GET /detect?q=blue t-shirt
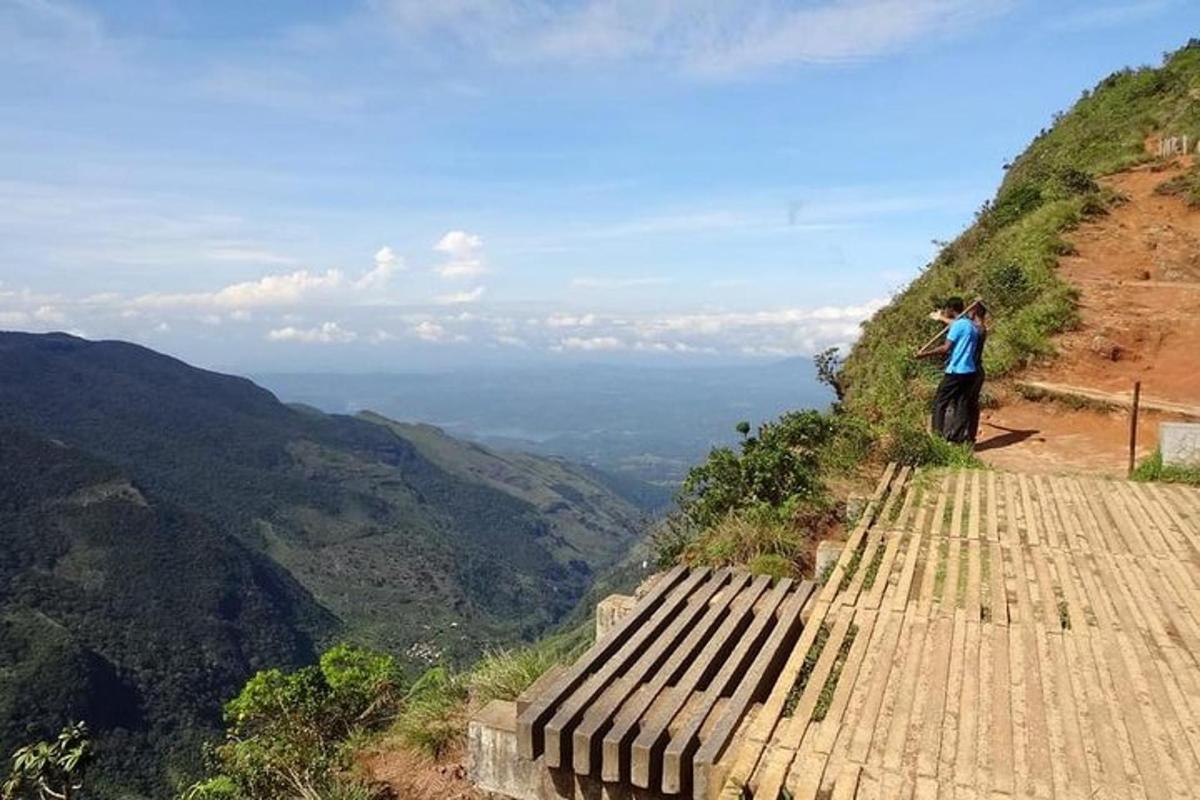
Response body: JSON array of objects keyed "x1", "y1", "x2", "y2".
[{"x1": 944, "y1": 317, "x2": 980, "y2": 374}]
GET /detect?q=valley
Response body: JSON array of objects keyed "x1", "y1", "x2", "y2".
[{"x1": 0, "y1": 332, "x2": 663, "y2": 794}]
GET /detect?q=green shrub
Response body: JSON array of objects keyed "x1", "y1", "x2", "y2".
[
  {"x1": 883, "y1": 426, "x2": 980, "y2": 468},
  {"x1": 981, "y1": 261, "x2": 1033, "y2": 310},
  {"x1": 179, "y1": 776, "x2": 240, "y2": 800},
  {"x1": 1131, "y1": 450, "x2": 1200, "y2": 486},
  {"x1": 1154, "y1": 165, "x2": 1200, "y2": 206},
  {"x1": 180, "y1": 644, "x2": 402, "y2": 800},
  {"x1": 3, "y1": 722, "x2": 91, "y2": 800},
  {"x1": 678, "y1": 411, "x2": 835, "y2": 532}
]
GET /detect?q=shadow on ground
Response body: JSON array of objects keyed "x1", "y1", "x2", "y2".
[{"x1": 976, "y1": 424, "x2": 1040, "y2": 452}]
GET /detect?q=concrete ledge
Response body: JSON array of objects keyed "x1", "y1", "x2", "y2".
[
  {"x1": 468, "y1": 698, "x2": 675, "y2": 799},
  {"x1": 595, "y1": 593, "x2": 636, "y2": 639},
  {"x1": 468, "y1": 700, "x2": 541, "y2": 800},
  {"x1": 1162, "y1": 422, "x2": 1200, "y2": 467}
]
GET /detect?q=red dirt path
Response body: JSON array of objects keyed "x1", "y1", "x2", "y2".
[{"x1": 978, "y1": 158, "x2": 1200, "y2": 475}]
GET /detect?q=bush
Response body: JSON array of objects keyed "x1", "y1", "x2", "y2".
[
  {"x1": 1154, "y1": 165, "x2": 1200, "y2": 206},
  {"x1": 1131, "y1": 450, "x2": 1200, "y2": 485},
  {"x1": 180, "y1": 644, "x2": 402, "y2": 800},
  {"x1": 179, "y1": 776, "x2": 240, "y2": 800},
  {"x1": 678, "y1": 411, "x2": 834, "y2": 532},
  {"x1": 3, "y1": 722, "x2": 91, "y2": 800},
  {"x1": 746, "y1": 553, "x2": 795, "y2": 580}
]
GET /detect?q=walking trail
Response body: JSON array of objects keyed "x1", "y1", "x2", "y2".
[{"x1": 978, "y1": 159, "x2": 1200, "y2": 475}]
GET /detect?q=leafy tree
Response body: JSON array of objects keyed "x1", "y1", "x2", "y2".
[
  {"x1": 813, "y1": 347, "x2": 846, "y2": 403},
  {"x1": 181, "y1": 644, "x2": 401, "y2": 800},
  {"x1": 2, "y1": 722, "x2": 90, "y2": 800}
]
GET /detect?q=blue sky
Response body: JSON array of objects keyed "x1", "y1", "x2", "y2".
[{"x1": 1, "y1": 0, "x2": 1197, "y2": 371}]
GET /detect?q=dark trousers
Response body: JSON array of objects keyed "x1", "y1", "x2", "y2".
[
  {"x1": 966, "y1": 369, "x2": 985, "y2": 443},
  {"x1": 932, "y1": 372, "x2": 977, "y2": 443}
]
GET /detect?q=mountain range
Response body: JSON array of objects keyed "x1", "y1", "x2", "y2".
[{"x1": 0, "y1": 331, "x2": 663, "y2": 795}]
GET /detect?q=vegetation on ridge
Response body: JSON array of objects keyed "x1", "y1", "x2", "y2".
[
  {"x1": 177, "y1": 631, "x2": 590, "y2": 800},
  {"x1": 654, "y1": 41, "x2": 1200, "y2": 578},
  {"x1": 841, "y1": 40, "x2": 1200, "y2": 448}
]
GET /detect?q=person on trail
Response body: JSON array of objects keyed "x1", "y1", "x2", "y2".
[
  {"x1": 965, "y1": 302, "x2": 989, "y2": 444},
  {"x1": 917, "y1": 297, "x2": 981, "y2": 443}
]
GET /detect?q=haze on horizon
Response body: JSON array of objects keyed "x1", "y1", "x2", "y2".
[{"x1": 2, "y1": 0, "x2": 1198, "y2": 372}]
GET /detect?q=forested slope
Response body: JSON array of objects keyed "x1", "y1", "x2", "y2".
[{"x1": 0, "y1": 332, "x2": 653, "y2": 796}]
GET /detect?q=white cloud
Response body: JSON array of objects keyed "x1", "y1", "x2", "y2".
[
  {"x1": 266, "y1": 321, "x2": 358, "y2": 343},
  {"x1": 356, "y1": 246, "x2": 404, "y2": 290},
  {"x1": 132, "y1": 248, "x2": 404, "y2": 312},
  {"x1": 33, "y1": 305, "x2": 65, "y2": 323},
  {"x1": 373, "y1": 0, "x2": 1009, "y2": 76},
  {"x1": 135, "y1": 268, "x2": 345, "y2": 310},
  {"x1": 435, "y1": 286, "x2": 486, "y2": 305},
  {"x1": 545, "y1": 312, "x2": 597, "y2": 328},
  {"x1": 0, "y1": 310, "x2": 30, "y2": 326},
  {"x1": 411, "y1": 320, "x2": 447, "y2": 342},
  {"x1": 367, "y1": 329, "x2": 397, "y2": 343},
  {"x1": 557, "y1": 335, "x2": 624, "y2": 351},
  {"x1": 204, "y1": 246, "x2": 297, "y2": 265},
  {"x1": 634, "y1": 339, "x2": 716, "y2": 354},
  {"x1": 433, "y1": 230, "x2": 487, "y2": 278}
]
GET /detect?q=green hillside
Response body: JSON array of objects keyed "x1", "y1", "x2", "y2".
[
  {"x1": 0, "y1": 332, "x2": 656, "y2": 796},
  {"x1": 651, "y1": 40, "x2": 1200, "y2": 586},
  {"x1": 841, "y1": 39, "x2": 1200, "y2": 451},
  {"x1": 0, "y1": 429, "x2": 333, "y2": 797}
]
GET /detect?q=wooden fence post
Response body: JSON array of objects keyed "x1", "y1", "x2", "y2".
[{"x1": 1128, "y1": 381, "x2": 1142, "y2": 476}]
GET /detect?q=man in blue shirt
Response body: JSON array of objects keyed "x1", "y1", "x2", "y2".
[{"x1": 917, "y1": 297, "x2": 982, "y2": 442}]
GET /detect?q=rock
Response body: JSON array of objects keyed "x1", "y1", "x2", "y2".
[
  {"x1": 844, "y1": 494, "x2": 868, "y2": 524},
  {"x1": 595, "y1": 594, "x2": 636, "y2": 639},
  {"x1": 1089, "y1": 334, "x2": 1123, "y2": 362},
  {"x1": 816, "y1": 539, "x2": 844, "y2": 580},
  {"x1": 1162, "y1": 422, "x2": 1200, "y2": 467}
]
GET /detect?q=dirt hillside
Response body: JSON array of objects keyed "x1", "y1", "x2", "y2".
[{"x1": 979, "y1": 157, "x2": 1200, "y2": 475}]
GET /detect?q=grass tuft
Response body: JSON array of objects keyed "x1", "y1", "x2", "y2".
[
  {"x1": 812, "y1": 624, "x2": 859, "y2": 723},
  {"x1": 1131, "y1": 449, "x2": 1200, "y2": 486},
  {"x1": 783, "y1": 623, "x2": 830, "y2": 717}
]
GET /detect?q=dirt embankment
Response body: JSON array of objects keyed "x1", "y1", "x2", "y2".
[{"x1": 978, "y1": 158, "x2": 1200, "y2": 475}]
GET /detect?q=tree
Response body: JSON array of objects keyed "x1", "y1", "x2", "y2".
[
  {"x1": 179, "y1": 644, "x2": 400, "y2": 800},
  {"x1": 2, "y1": 722, "x2": 91, "y2": 800},
  {"x1": 813, "y1": 347, "x2": 846, "y2": 403}
]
